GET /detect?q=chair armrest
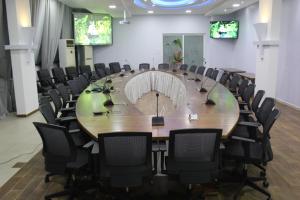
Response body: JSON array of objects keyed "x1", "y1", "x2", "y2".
[
  {"x1": 56, "y1": 116, "x2": 77, "y2": 123},
  {"x1": 231, "y1": 136, "x2": 256, "y2": 143},
  {"x1": 240, "y1": 110, "x2": 252, "y2": 115},
  {"x1": 66, "y1": 100, "x2": 77, "y2": 104},
  {"x1": 61, "y1": 107, "x2": 75, "y2": 112},
  {"x1": 238, "y1": 121, "x2": 261, "y2": 128},
  {"x1": 68, "y1": 129, "x2": 81, "y2": 134}
]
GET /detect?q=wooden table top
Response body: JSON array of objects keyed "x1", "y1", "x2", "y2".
[
  {"x1": 220, "y1": 68, "x2": 246, "y2": 74},
  {"x1": 76, "y1": 70, "x2": 240, "y2": 140},
  {"x1": 237, "y1": 72, "x2": 256, "y2": 81}
]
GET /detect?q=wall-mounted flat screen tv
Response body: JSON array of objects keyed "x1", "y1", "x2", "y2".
[
  {"x1": 210, "y1": 20, "x2": 239, "y2": 39},
  {"x1": 73, "y1": 13, "x2": 112, "y2": 45}
]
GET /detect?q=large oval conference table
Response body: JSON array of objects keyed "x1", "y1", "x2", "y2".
[{"x1": 76, "y1": 70, "x2": 240, "y2": 141}]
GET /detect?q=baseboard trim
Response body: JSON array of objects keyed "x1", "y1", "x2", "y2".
[
  {"x1": 17, "y1": 109, "x2": 39, "y2": 117},
  {"x1": 276, "y1": 98, "x2": 300, "y2": 111}
]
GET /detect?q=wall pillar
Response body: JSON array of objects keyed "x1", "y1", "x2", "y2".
[
  {"x1": 5, "y1": 0, "x2": 39, "y2": 116},
  {"x1": 255, "y1": 0, "x2": 282, "y2": 98}
]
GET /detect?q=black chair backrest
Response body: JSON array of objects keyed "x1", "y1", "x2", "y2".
[
  {"x1": 241, "y1": 84, "x2": 255, "y2": 108},
  {"x1": 251, "y1": 90, "x2": 265, "y2": 113},
  {"x1": 33, "y1": 122, "x2": 76, "y2": 174},
  {"x1": 189, "y1": 65, "x2": 197, "y2": 73},
  {"x1": 229, "y1": 74, "x2": 240, "y2": 92},
  {"x1": 104, "y1": 67, "x2": 111, "y2": 76},
  {"x1": 109, "y1": 62, "x2": 121, "y2": 74},
  {"x1": 196, "y1": 66, "x2": 206, "y2": 75},
  {"x1": 98, "y1": 132, "x2": 152, "y2": 187},
  {"x1": 48, "y1": 89, "x2": 63, "y2": 117},
  {"x1": 238, "y1": 79, "x2": 249, "y2": 96},
  {"x1": 139, "y1": 63, "x2": 150, "y2": 70},
  {"x1": 37, "y1": 69, "x2": 53, "y2": 87},
  {"x1": 80, "y1": 65, "x2": 92, "y2": 77},
  {"x1": 52, "y1": 68, "x2": 67, "y2": 84},
  {"x1": 256, "y1": 97, "x2": 275, "y2": 125},
  {"x1": 78, "y1": 74, "x2": 89, "y2": 89},
  {"x1": 56, "y1": 84, "x2": 71, "y2": 107},
  {"x1": 180, "y1": 64, "x2": 188, "y2": 71},
  {"x1": 39, "y1": 99, "x2": 57, "y2": 125},
  {"x1": 168, "y1": 129, "x2": 222, "y2": 184},
  {"x1": 205, "y1": 68, "x2": 213, "y2": 78},
  {"x1": 67, "y1": 79, "x2": 82, "y2": 96},
  {"x1": 263, "y1": 108, "x2": 280, "y2": 139},
  {"x1": 219, "y1": 73, "x2": 229, "y2": 85},
  {"x1": 65, "y1": 67, "x2": 78, "y2": 80},
  {"x1": 158, "y1": 63, "x2": 169, "y2": 70},
  {"x1": 94, "y1": 63, "x2": 106, "y2": 72},
  {"x1": 95, "y1": 67, "x2": 106, "y2": 78},
  {"x1": 211, "y1": 69, "x2": 219, "y2": 80},
  {"x1": 123, "y1": 64, "x2": 131, "y2": 71}
]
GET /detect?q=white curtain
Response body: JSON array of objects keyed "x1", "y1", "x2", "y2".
[
  {"x1": 41, "y1": 0, "x2": 65, "y2": 69},
  {"x1": 30, "y1": 0, "x2": 46, "y2": 63},
  {"x1": 61, "y1": 6, "x2": 73, "y2": 39}
]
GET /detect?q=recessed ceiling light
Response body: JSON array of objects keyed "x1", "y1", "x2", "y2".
[
  {"x1": 232, "y1": 3, "x2": 240, "y2": 7},
  {"x1": 148, "y1": 10, "x2": 154, "y2": 14},
  {"x1": 108, "y1": 5, "x2": 116, "y2": 9},
  {"x1": 186, "y1": 10, "x2": 192, "y2": 13},
  {"x1": 224, "y1": 9, "x2": 227, "y2": 12}
]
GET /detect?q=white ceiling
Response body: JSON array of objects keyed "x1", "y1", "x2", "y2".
[{"x1": 59, "y1": 0, "x2": 258, "y2": 17}]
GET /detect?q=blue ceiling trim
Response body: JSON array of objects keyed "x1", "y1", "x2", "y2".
[{"x1": 134, "y1": 0, "x2": 215, "y2": 10}]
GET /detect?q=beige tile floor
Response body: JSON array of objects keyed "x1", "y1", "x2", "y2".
[{"x1": 0, "y1": 111, "x2": 44, "y2": 187}]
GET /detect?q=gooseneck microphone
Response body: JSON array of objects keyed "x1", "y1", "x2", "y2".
[
  {"x1": 205, "y1": 82, "x2": 218, "y2": 106},
  {"x1": 199, "y1": 77, "x2": 208, "y2": 93},
  {"x1": 152, "y1": 93, "x2": 165, "y2": 126}
]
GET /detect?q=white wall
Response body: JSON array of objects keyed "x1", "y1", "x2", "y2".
[
  {"x1": 93, "y1": 15, "x2": 236, "y2": 69},
  {"x1": 276, "y1": 0, "x2": 300, "y2": 108}
]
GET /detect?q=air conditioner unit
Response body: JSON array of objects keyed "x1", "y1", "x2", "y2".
[{"x1": 59, "y1": 39, "x2": 76, "y2": 70}]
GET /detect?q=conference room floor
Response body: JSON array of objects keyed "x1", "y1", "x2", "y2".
[{"x1": 0, "y1": 93, "x2": 299, "y2": 199}]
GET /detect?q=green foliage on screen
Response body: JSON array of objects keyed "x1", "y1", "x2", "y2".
[
  {"x1": 74, "y1": 13, "x2": 112, "y2": 45},
  {"x1": 210, "y1": 21, "x2": 239, "y2": 39}
]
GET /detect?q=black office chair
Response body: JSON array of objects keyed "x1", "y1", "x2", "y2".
[
  {"x1": 180, "y1": 64, "x2": 188, "y2": 71},
  {"x1": 52, "y1": 68, "x2": 68, "y2": 85},
  {"x1": 240, "y1": 90, "x2": 265, "y2": 116},
  {"x1": 211, "y1": 69, "x2": 219, "y2": 80},
  {"x1": 196, "y1": 66, "x2": 206, "y2": 75},
  {"x1": 235, "y1": 79, "x2": 249, "y2": 99},
  {"x1": 78, "y1": 74, "x2": 89, "y2": 89},
  {"x1": 219, "y1": 73, "x2": 229, "y2": 86},
  {"x1": 94, "y1": 63, "x2": 106, "y2": 71},
  {"x1": 165, "y1": 129, "x2": 222, "y2": 197},
  {"x1": 56, "y1": 84, "x2": 77, "y2": 108},
  {"x1": 205, "y1": 68, "x2": 213, "y2": 78},
  {"x1": 33, "y1": 122, "x2": 89, "y2": 200},
  {"x1": 98, "y1": 132, "x2": 153, "y2": 194},
  {"x1": 228, "y1": 74, "x2": 241, "y2": 94},
  {"x1": 48, "y1": 89, "x2": 75, "y2": 117},
  {"x1": 224, "y1": 109, "x2": 280, "y2": 200},
  {"x1": 67, "y1": 79, "x2": 83, "y2": 98},
  {"x1": 123, "y1": 64, "x2": 131, "y2": 71},
  {"x1": 109, "y1": 62, "x2": 122, "y2": 74},
  {"x1": 37, "y1": 69, "x2": 55, "y2": 93},
  {"x1": 65, "y1": 67, "x2": 78, "y2": 80},
  {"x1": 139, "y1": 63, "x2": 150, "y2": 70},
  {"x1": 80, "y1": 65, "x2": 92, "y2": 78},
  {"x1": 238, "y1": 83, "x2": 255, "y2": 110},
  {"x1": 189, "y1": 65, "x2": 198, "y2": 73},
  {"x1": 158, "y1": 63, "x2": 169, "y2": 70}
]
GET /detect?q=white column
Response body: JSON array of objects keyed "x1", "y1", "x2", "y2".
[
  {"x1": 255, "y1": 0, "x2": 282, "y2": 98},
  {"x1": 5, "y1": 0, "x2": 39, "y2": 116}
]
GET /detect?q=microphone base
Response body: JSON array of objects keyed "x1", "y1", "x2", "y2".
[
  {"x1": 152, "y1": 116, "x2": 165, "y2": 126},
  {"x1": 119, "y1": 73, "x2": 124, "y2": 77},
  {"x1": 205, "y1": 99, "x2": 216, "y2": 106},
  {"x1": 103, "y1": 100, "x2": 114, "y2": 107},
  {"x1": 195, "y1": 78, "x2": 201, "y2": 82},
  {"x1": 130, "y1": 70, "x2": 135, "y2": 73},
  {"x1": 200, "y1": 88, "x2": 208, "y2": 93},
  {"x1": 106, "y1": 79, "x2": 112, "y2": 84},
  {"x1": 183, "y1": 72, "x2": 188, "y2": 76},
  {"x1": 172, "y1": 69, "x2": 177, "y2": 73}
]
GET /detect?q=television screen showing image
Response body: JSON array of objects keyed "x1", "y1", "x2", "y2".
[
  {"x1": 74, "y1": 13, "x2": 112, "y2": 45},
  {"x1": 210, "y1": 21, "x2": 239, "y2": 39}
]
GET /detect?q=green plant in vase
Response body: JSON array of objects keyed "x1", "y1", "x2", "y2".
[{"x1": 172, "y1": 39, "x2": 183, "y2": 66}]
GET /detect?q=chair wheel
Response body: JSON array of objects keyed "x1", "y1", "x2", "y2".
[
  {"x1": 263, "y1": 181, "x2": 269, "y2": 188},
  {"x1": 260, "y1": 171, "x2": 266, "y2": 177}
]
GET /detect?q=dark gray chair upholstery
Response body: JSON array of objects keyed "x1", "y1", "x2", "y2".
[
  {"x1": 189, "y1": 65, "x2": 198, "y2": 73},
  {"x1": 228, "y1": 74, "x2": 241, "y2": 94},
  {"x1": 56, "y1": 84, "x2": 76, "y2": 108},
  {"x1": 205, "y1": 68, "x2": 213, "y2": 78},
  {"x1": 211, "y1": 69, "x2": 219, "y2": 80},
  {"x1": 123, "y1": 64, "x2": 131, "y2": 71},
  {"x1": 104, "y1": 67, "x2": 111, "y2": 76},
  {"x1": 37, "y1": 69, "x2": 55, "y2": 93},
  {"x1": 166, "y1": 129, "x2": 222, "y2": 185},
  {"x1": 98, "y1": 132, "x2": 153, "y2": 188},
  {"x1": 109, "y1": 62, "x2": 122, "y2": 74},
  {"x1": 80, "y1": 65, "x2": 92, "y2": 78},
  {"x1": 196, "y1": 66, "x2": 206, "y2": 75},
  {"x1": 235, "y1": 79, "x2": 249, "y2": 98},
  {"x1": 179, "y1": 64, "x2": 188, "y2": 71},
  {"x1": 33, "y1": 122, "x2": 89, "y2": 200},
  {"x1": 219, "y1": 73, "x2": 229, "y2": 85},
  {"x1": 158, "y1": 63, "x2": 169, "y2": 70},
  {"x1": 52, "y1": 68, "x2": 67, "y2": 85},
  {"x1": 94, "y1": 63, "x2": 106, "y2": 78},
  {"x1": 139, "y1": 63, "x2": 150, "y2": 70},
  {"x1": 67, "y1": 79, "x2": 82, "y2": 97},
  {"x1": 65, "y1": 67, "x2": 78, "y2": 80}
]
